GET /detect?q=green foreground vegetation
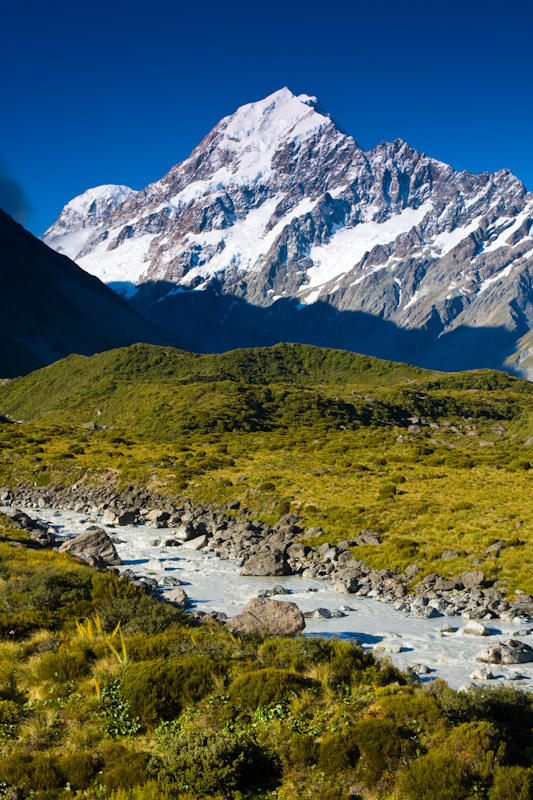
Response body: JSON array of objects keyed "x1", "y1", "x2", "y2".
[
  {"x1": 3, "y1": 342, "x2": 533, "y2": 798},
  {"x1": 2, "y1": 515, "x2": 533, "y2": 800}
]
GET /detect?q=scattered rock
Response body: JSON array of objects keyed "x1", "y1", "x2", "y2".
[
  {"x1": 469, "y1": 666, "x2": 495, "y2": 680},
  {"x1": 461, "y1": 570, "x2": 485, "y2": 589},
  {"x1": 476, "y1": 639, "x2": 533, "y2": 665},
  {"x1": 181, "y1": 534, "x2": 209, "y2": 550},
  {"x1": 462, "y1": 620, "x2": 492, "y2": 637},
  {"x1": 226, "y1": 597, "x2": 305, "y2": 636},
  {"x1": 373, "y1": 638, "x2": 402, "y2": 654},
  {"x1": 408, "y1": 663, "x2": 431, "y2": 675},
  {"x1": 240, "y1": 550, "x2": 290, "y2": 576},
  {"x1": 441, "y1": 550, "x2": 460, "y2": 560},
  {"x1": 355, "y1": 528, "x2": 381, "y2": 546},
  {"x1": 166, "y1": 587, "x2": 191, "y2": 608}
]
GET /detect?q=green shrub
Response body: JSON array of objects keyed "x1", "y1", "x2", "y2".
[
  {"x1": 58, "y1": 751, "x2": 100, "y2": 790},
  {"x1": 378, "y1": 482, "x2": 397, "y2": 499},
  {"x1": 99, "y1": 743, "x2": 150, "y2": 789},
  {"x1": 6, "y1": 564, "x2": 92, "y2": 612},
  {"x1": 259, "y1": 636, "x2": 333, "y2": 671},
  {"x1": 398, "y1": 751, "x2": 468, "y2": 800},
  {"x1": 0, "y1": 698, "x2": 23, "y2": 735},
  {"x1": 121, "y1": 656, "x2": 219, "y2": 728},
  {"x1": 1, "y1": 752, "x2": 62, "y2": 791},
  {"x1": 289, "y1": 733, "x2": 319, "y2": 767},
  {"x1": 379, "y1": 693, "x2": 440, "y2": 729},
  {"x1": 447, "y1": 721, "x2": 505, "y2": 780},
  {"x1": 353, "y1": 717, "x2": 408, "y2": 785},
  {"x1": 153, "y1": 727, "x2": 276, "y2": 795},
  {"x1": 327, "y1": 641, "x2": 375, "y2": 687},
  {"x1": 228, "y1": 667, "x2": 305, "y2": 711},
  {"x1": 0, "y1": 609, "x2": 61, "y2": 638},
  {"x1": 317, "y1": 731, "x2": 359, "y2": 776},
  {"x1": 488, "y1": 766, "x2": 533, "y2": 800},
  {"x1": 37, "y1": 646, "x2": 91, "y2": 683},
  {"x1": 126, "y1": 629, "x2": 187, "y2": 661},
  {"x1": 437, "y1": 685, "x2": 533, "y2": 751}
]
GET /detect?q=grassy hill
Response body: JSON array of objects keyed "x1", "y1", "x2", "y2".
[{"x1": 2, "y1": 342, "x2": 533, "y2": 592}]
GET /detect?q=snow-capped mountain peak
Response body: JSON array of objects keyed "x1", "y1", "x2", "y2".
[
  {"x1": 219, "y1": 87, "x2": 334, "y2": 148},
  {"x1": 44, "y1": 184, "x2": 136, "y2": 260},
  {"x1": 41, "y1": 89, "x2": 533, "y2": 377}
]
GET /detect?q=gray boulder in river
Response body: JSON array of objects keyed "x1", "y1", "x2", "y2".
[
  {"x1": 58, "y1": 528, "x2": 122, "y2": 567},
  {"x1": 227, "y1": 597, "x2": 305, "y2": 637}
]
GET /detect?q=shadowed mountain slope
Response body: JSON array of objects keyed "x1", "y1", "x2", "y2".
[{"x1": 0, "y1": 211, "x2": 189, "y2": 377}]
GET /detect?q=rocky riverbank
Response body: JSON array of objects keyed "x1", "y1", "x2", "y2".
[{"x1": 3, "y1": 481, "x2": 533, "y2": 628}]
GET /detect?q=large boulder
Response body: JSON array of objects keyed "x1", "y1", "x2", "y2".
[
  {"x1": 226, "y1": 597, "x2": 305, "y2": 636},
  {"x1": 240, "y1": 550, "x2": 290, "y2": 576},
  {"x1": 58, "y1": 528, "x2": 122, "y2": 567},
  {"x1": 166, "y1": 587, "x2": 191, "y2": 608},
  {"x1": 463, "y1": 620, "x2": 492, "y2": 636},
  {"x1": 461, "y1": 570, "x2": 485, "y2": 589},
  {"x1": 355, "y1": 529, "x2": 381, "y2": 546},
  {"x1": 476, "y1": 639, "x2": 533, "y2": 664}
]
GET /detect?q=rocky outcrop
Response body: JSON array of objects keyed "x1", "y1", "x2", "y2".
[{"x1": 226, "y1": 597, "x2": 305, "y2": 637}]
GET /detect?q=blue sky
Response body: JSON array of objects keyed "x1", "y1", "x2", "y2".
[{"x1": 2, "y1": 0, "x2": 532, "y2": 236}]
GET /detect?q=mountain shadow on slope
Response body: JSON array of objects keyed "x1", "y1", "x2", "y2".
[
  {"x1": 0, "y1": 212, "x2": 190, "y2": 378},
  {"x1": 128, "y1": 281, "x2": 525, "y2": 375}
]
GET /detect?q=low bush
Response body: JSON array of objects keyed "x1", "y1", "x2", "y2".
[
  {"x1": 36, "y1": 646, "x2": 92, "y2": 683},
  {"x1": 58, "y1": 751, "x2": 100, "y2": 791},
  {"x1": 379, "y1": 693, "x2": 441, "y2": 729},
  {"x1": 352, "y1": 716, "x2": 408, "y2": 785},
  {"x1": 228, "y1": 667, "x2": 305, "y2": 711},
  {"x1": 488, "y1": 765, "x2": 533, "y2": 800},
  {"x1": 397, "y1": 750, "x2": 468, "y2": 800},
  {"x1": 99, "y1": 743, "x2": 150, "y2": 789},
  {"x1": 0, "y1": 698, "x2": 23, "y2": 735},
  {"x1": 447, "y1": 721, "x2": 505, "y2": 780},
  {"x1": 317, "y1": 731, "x2": 359, "y2": 776},
  {"x1": 0, "y1": 751, "x2": 62, "y2": 791},
  {"x1": 121, "y1": 655, "x2": 219, "y2": 728},
  {"x1": 327, "y1": 640, "x2": 375, "y2": 687},
  {"x1": 289, "y1": 733, "x2": 319, "y2": 767},
  {"x1": 153, "y1": 727, "x2": 276, "y2": 795}
]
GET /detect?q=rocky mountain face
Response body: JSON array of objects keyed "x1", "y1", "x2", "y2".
[
  {"x1": 0, "y1": 211, "x2": 187, "y2": 378},
  {"x1": 42, "y1": 88, "x2": 533, "y2": 376}
]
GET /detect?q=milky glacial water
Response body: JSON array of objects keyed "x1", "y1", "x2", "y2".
[{"x1": 8, "y1": 506, "x2": 533, "y2": 691}]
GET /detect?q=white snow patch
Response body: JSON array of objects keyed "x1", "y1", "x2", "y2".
[
  {"x1": 46, "y1": 226, "x2": 99, "y2": 261},
  {"x1": 430, "y1": 216, "x2": 483, "y2": 257},
  {"x1": 78, "y1": 232, "x2": 156, "y2": 284},
  {"x1": 404, "y1": 290, "x2": 420, "y2": 310},
  {"x1": 483, "y1": 206, "x2": 532, "y2": 253},
  {"x1": 179, "y1": 195, "x2": 317, "y2": 285},
  {"x1": 305, "y1": 203, "x2": 432, "y2": 290},
  {"x1": 478, "y1": 262, "x2": 517, "y2": 294}
]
